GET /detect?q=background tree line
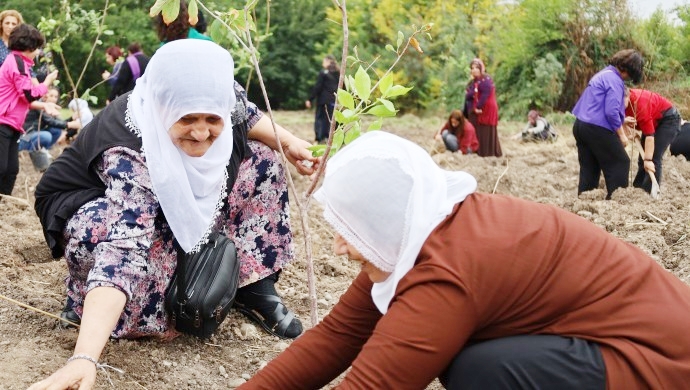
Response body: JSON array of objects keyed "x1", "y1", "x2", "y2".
[{"x1": 6, "y1": 0, "x2": 690, "y2": 119}]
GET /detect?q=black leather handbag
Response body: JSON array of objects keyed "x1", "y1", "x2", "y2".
[{"x1": 165, "y1": 232, "x2": 240, "y2": 338}]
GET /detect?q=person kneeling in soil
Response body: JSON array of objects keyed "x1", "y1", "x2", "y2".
[
  {"x1": 433, "y1": 109, "x2": 479, "y2": 154},
  {"x1": 520, "y1": 109, "x2": 557, "y2": 142},
  {"x1": 28, "y1": 40, "x2": 319, "y2": 390},
  {"x1": 239, "y1": 131, "x2": 690, "y2": 390}
]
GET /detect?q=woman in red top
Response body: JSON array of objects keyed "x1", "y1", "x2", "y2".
[
  {"x1": 239, "y1": 131, "x2": 690, "y2": 390},
  {"x1": 624, "y1": 88, "x2": 681, "y2": 194},
  {"x1": 434, "y1": 109, "x2": 479, "y2": 154},
  {"x1": 463, "y1": 58, "x2": 502, "y2": 157}
]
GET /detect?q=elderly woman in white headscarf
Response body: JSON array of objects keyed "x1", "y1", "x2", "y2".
[
  {"x1": 240, "y1": 131, "x2": 690, "y2": 390},
  {"x1": 30, "y1": 39, "x2": 319, "y2": 390}
]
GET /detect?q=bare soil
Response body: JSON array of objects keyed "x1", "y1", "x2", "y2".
[{"x1": 1, "y1": 111, "x2": 689, "y2": 389}]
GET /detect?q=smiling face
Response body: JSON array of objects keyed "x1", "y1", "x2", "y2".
[
  {"x1": 333, "y1": 233, "x2": 391, "y2": 283},
  {"x1": 168, "y1": 113, "x2": 224, "y2": 157},
  {"x1": 1, "y1": 16, "x2": 18, "y2": 40}
]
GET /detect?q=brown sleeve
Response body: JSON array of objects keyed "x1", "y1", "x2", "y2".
[
  {"x1": 239, "y1": 272, "x2": 382, "y2": 390},
  {"x1": 335, "y1": 265, "x2": 478, "y2": 389}
]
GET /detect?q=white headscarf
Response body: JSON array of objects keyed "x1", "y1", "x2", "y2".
[
  {"x1": 129, "y1": 39, "x2": 236, "y2": 253},
  {"x1": 314, "y1": 131, "x2": 477, "y2": 313}
]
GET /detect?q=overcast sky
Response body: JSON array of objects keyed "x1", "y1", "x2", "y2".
[{"x1": 628, "y1": 0, "x2": 686, "y2": 18}]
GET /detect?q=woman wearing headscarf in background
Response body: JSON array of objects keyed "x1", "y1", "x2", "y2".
[
  {"x1": 622, "y1": 88, "x2": 681, "y2": 194},
  {"x1": 305, "y1": 54, "x2": 339, "y2": 144},
  {"x1": 29, "y1": 40, "x2": 318, "y2": 390},
  {"x1": 239, "y1": 131, "x2": 690, "y2": 390},
  {"x1": 153, "y1": 0, "x2": 318, "y2": 340},
  {"x1": 572, "y1": 49, "x2": 644, "y2": 200},
  {"x1": 463, "y1": 58, "x2": 502, "y2": 157}
]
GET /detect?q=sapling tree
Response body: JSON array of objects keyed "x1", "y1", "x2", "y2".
[
  {"x1": 150, "y1": 0, "x2": 428, "y2": 326},
  {"x1": 37, "y1": 0, "x2": 115, "y2": 115}
]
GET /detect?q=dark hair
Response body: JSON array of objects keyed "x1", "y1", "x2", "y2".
[
  {"x1": 195, "y1": 9, "x2": 207, "y2": 34},
  {"x1": 446, "y1": 109, "x2": 467, "y2": 139},
  {"x1": 324, "y1": 54, "x2": 339, "y2": 73},
  {"x1": 154, "y1": 0, "x2": 191, "y2": 42},
  {"x1": 127, "y1": 42, "x2": 142, "y2": 54},
  {"x1": 105, "y1": 45, "x2": 123, "y2": 60},
  {"x1": 8, "y1": 24, "x2": 44, "y2": 52},
  {"x1": 609, "y1": 49, "x2": 644, "y2": 84}
]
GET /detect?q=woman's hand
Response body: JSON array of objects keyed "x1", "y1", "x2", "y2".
[
  {"x1": 474, "y1": 108, "x2": 483, "y2": 114},
  {"x1": 43, "y1": 70, "x2": 59, "y2": 86},
  {"x1": 283, "y1": 136, "x2": 321, "y2": 176},
  {"x1": 27, "y1": 359, "x2": 97, "y2": 390},
  {"x1": 101, "y1": 70, "x2": 111, "y2": 81},
  {"x1": 643, "y1": 160, "x2": 656, "y2": 173},
  {"x1": 305, "y1": 100, "x2": 312, "y2": 109}
]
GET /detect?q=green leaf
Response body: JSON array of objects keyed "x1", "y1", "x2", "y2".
[
  {"x1": 339, "y1": 109, "x2": 359, "y2": 124},
  {"x1": 332, "y1": 128, "x2": 345, "y2": 150},
  {"x1": 307, "y1": 144, "x2": 327, "y2": 157},
  {"x1": 337, "y1": 89, "x2": 355, "y2": 110},
  {"x1": 386, "y1": 85, "x2": 413, "y2": 98},
  {"x1": 333, "y1": 110, "x2": 346, "y2": 124},
  {"x1": 367, "y1": 104, "x2": 396, "y2": 117},
  {"x1": 379, "y1": 73, "x2": 393, "y2": 97},
  {"x1": 367, "y1": 119, "x2": 383, "y2": 131},
  {"x1": 378, "y1": 98, "x2": 395, "y2": 112},
  {"x1": 344, "y1": 122, "x2": 361, "y2": 144},
  {"x1": 161, "y1": 0, "x2": 181, "y2": 24},
  {"x1": 354, "y1": 66, "x2": 371, "y2": 102},
  {"x1": 385, "y1": 44, "x2": 395, "y2": 53},
  {"x1": 397, "y1": 31, "x2": 404, "y2": 49},
  {"x1": 328, "y1": 145, "x2": 340, "y2": 157}
]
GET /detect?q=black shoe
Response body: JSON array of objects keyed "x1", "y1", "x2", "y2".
[
  {"x1": 59, "y1": 301, "x2": 81, "y2": 329},
  {"x1": 234, "y1": 291, "x2": 303, "y2": 339}
]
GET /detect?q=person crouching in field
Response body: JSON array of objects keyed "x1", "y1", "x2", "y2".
[
  {"x1": 434, "y1": 109, "x2": 479, "y2": 154},
  {"x1": 239, "y1": 131, "x2": 690, "y2": 390},
  {"x1": 520, "y1": 110, "x2": 557, "y2": 142}
]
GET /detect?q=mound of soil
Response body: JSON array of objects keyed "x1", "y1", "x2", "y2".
[{"x1": 1, "y1": 112, "x2": 688, "y2": 389}]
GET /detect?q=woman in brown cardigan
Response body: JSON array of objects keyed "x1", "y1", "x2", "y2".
[{"x1": 240, "y1": 131, "x2": 690, "y2": 390}]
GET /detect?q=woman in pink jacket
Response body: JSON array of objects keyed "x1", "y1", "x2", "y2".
[{"x1": 0, "y1": 24, "x2": 57, "y2": 195}]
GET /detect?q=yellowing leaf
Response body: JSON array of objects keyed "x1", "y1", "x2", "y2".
[
  {"x1": 161, "y1": 0, "x2": 181, "y2": 24},
  {"x1": 188, "y1": 0, "x2": 199, "y2": 26},
  {"x1": 409, "y1": 37, "x2": 423, "y2": 54}
]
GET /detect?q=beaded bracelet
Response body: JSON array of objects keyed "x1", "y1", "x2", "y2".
[
  {"x1": 66, "y1": 354, "x2": 125, "y2": 379},
  {"x1": 67, "y1": 354, "x2": 99, "y2": 366}
]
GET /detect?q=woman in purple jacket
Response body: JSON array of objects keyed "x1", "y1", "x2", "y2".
[{"x1": 572, "y1": 49, "x2": 644, "y2": 199}]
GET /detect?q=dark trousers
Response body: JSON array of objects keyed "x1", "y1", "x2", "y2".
[
  {"x1": 0, "y1": 124, "x2": 20, "y2": 195},
  {"x1": 440, "y1": 335, "x2": 606, "y2": 390},
  {"x1": 633, "y1": 107, "x2": 681, "y2": 193},
  {"x1": 573, "y1": 119, "x2": 629, "y2": 199},
  {"x1": 314, "y1": 103, "x2": 334, "y2": 143}
]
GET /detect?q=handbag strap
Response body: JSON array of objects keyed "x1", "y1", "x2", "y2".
[{"x1": 173, "y1": 239, "x2": 189, "y2": 304}]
